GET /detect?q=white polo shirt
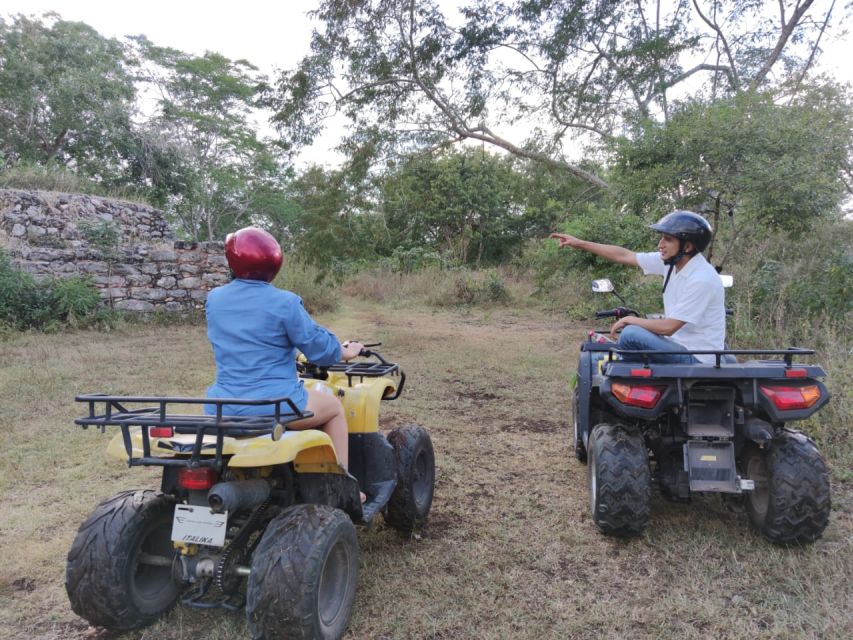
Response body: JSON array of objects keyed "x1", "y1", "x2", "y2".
[{"x1": 635, "y1": 252, "x2": 726, "y2": 364}]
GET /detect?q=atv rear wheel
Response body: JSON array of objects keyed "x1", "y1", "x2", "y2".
[
  {"x1": 66, "y1": 490, "x2": 181, "y2": 630},
  {"x1": 572, "y1": 388, "x2": 587, "y2": 464},
  {"x1": 385, "y1": 424, "x2": 435, "y2": 533},
  {"x1": 744, "y1": 430, "x2": 831, "y2": 545},
  {"x1": 588, "y1": 423, "x2": 651, "y2": 537},
  {"x1": 246, "y1": 504, "x2": 359, "y2": 640}
]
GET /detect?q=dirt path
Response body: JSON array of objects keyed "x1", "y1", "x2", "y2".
[{"x1": 1, "y1": 304, "x2": 849, "y2": 639}]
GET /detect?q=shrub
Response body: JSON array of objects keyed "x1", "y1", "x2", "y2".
[
  {"x1": 427, "y1": 269, "x2": 512, "y2": 307},
  {"x1": 273, "y1": 261, "x2": 340, "y2": 314},
  {"x1": 0, "y1": 249, "x2": 102, "y2": 330},
  {"x1": 49, "y1": 275, "x2": 103, "y2": 325},
  {"x1": 531, "y1": 205, "x2": 651, "y2": 293}
]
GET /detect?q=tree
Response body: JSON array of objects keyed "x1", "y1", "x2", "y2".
[
  {"x1": 381, "y1": 148, "x2": 530, "y2": 266},
  {"x1": 610, "y1": 86, "x2": 853, "y2": 264},
  {"x1": 0, "y1": 14, "x2": 136, "y2": 178},
  {"x1": 131, "y1": 38, "x2": 289, "y2": 240},
  {"x1": 268, "y1": 0, "x2": 844, "y2": 189}
]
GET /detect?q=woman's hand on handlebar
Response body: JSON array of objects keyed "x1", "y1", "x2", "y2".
[{"x1": 341, "y1": 340, "x2": 365, "y2": 361}]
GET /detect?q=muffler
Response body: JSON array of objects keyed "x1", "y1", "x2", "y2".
[{"x1": 208, "y1": 479, "x2": 271, "y2": 513}]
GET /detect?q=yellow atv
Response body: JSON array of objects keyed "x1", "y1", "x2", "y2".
[{"x1": 65, "y1": 346, "x2": 435, "y2": 640}]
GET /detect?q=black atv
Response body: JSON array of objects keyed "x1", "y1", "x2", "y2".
[{"x1": 572, "y1": 279, "x2": 831, "y2": 544}]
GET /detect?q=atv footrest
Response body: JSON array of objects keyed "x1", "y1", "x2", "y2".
[
  {"x1": 684, "y1": 441, "x2": 738, "y2": 493},
  {"x1": 359, "y1": 478, "x2": 396, "y2": 524}
]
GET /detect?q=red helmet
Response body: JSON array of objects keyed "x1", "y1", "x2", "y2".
[{"x1": 224, "y1": 227, "x2": 283, "y2": 282}]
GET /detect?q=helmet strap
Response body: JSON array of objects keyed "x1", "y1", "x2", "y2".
[{"x1": 662, "y1": 239, "x2": 693, "y2": 293}]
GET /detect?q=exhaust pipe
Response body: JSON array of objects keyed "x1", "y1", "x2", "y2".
[{"x1": 208, "y1": 479, "x2": 271, "y2": 513}]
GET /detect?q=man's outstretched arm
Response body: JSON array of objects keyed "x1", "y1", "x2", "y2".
[{"x1": 550, "y1": 233, "x2": 639, "y2": 266}]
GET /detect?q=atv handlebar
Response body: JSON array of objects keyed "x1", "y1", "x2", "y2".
[
  {"x1": 595, "y1": 307, "x2": 639, "y2": 319},
  {"x1": 298, "y1": 343, "x2": 406, "y2": 400}
]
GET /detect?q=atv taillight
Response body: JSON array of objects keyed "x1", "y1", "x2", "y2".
[
  {"x1": 149, "y1": 426, "x2": 174, "y2": 438},
  {"x1": 760, "y1": 385, "x2": 821, "y2": 410},
  {"x1": 612, "y1": 383, "x2": 665, "y2": 409},
  {"x1": 630, "y1": 368, "x2": 652, "y2": 378},
  {"x1": 177, "y1": 467, "x2": 219, "y2": 490}
]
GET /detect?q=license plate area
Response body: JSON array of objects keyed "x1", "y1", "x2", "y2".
[{"x1": 171, "y1": 504, "x2": 228, "y2": 547}]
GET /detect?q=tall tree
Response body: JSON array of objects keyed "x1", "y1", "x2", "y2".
[
  {"x1": 132, "y1": 38, "x2": 288, "y2": 240},
  {"x1": 268, "y1": 0, "x2": 843, "y2": 189},
  {"x1": 0, "y1": 14, "x2": 136, "y2": 177},
  {"x1": 381, "y1": 148, "x2": 526, "y2": 265},
  {"x1": 611, "y1": 85, "x2": 853, "y2": 264}
]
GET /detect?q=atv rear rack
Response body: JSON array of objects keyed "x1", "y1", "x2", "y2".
[
  {"x1": 75, "y1": 394, "x2": 310, "y2": 469},
  {"x1": 583, "y1": 343, "x2": 816, "y2": 368}
]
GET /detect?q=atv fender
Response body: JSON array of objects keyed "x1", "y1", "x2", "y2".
[
  {"x1": 575, "y1": 348, "x2": 596, "y2": 449},
  {"x1": 307, "y1": 376, "x2": 398, "y2": 434},
  {"x1": 106, "y1": 429, "x2": 344, "y2": 474}
]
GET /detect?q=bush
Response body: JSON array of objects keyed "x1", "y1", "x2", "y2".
[
  {"x1": 0, "y1": 249, "x2": 102, "y2": 330},
  {"x1": 427, "y1": 269, "x2": 511, "y2": 307},
  {"x1": 725, "y1": 218, "x2": 853, "y2": 343},
  {"x1": 531, "y1": 206, "x2": 651, "y2": 293},
  {"x1": 273, "y1": 262, "x2": 340, "y2": 314}
]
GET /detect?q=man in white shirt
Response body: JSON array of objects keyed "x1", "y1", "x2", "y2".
[{"x1": 551, "y1": 210, "x2": 725, "y2": 364}]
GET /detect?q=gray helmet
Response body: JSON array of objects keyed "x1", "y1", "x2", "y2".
[{"x1": 649, "y1": 210, "x2": 712, "y2": 253}]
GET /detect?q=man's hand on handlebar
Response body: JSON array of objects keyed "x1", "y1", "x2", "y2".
[
  {"x1": 341, "y1": 340, "x2": 365, "y2": 361},
  {"x1": 609, "y1": 316, "x2": 634, "y2": 339}
]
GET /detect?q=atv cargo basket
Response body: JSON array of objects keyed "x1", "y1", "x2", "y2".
[
  {"x1": 327, "y1": 357, "x2": 406, "y2": 400},
  {"x1": 75, "y1": 395, "x2": 310, "y2": 469}
]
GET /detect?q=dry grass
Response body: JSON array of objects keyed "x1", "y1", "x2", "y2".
[{"x1": 0, "y1": 303, "x2": 851, "y2": 640}]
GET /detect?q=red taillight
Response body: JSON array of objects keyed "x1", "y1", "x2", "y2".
[
  {"x1": 760, "y1": 385, "x2": 821, "y2": 411},
  {"x1": 784, "y1": 368, "x2": 807, "y2": 378},
  {"x1": 612, "y1": 383, "x2": 665, "y2": 409},
  {"x1": 177, "y1": 467, "x2": 219, "y2": 490},
  {"x1": 630, "y1": 368, "x2": 652, "y2": 377},
  {"x1": 149, "y1": 426, "x2": 174, "y2": 438}
]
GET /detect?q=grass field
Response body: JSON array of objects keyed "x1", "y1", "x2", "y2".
[{"x1": 0, "y1": 301, "x2": 850, "y2": 639}]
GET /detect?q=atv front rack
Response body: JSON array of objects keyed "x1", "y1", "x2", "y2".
[
  {"x1": 326, "y1": 355, "x2": 406, "y2": 400},
  {"x1": 75, "y1": 394, "x2": 310, "y2": 469}
]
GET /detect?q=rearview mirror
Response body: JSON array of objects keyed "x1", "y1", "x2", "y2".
[
  {"x1": 592, "y1": 279, "x2": 614, "y2": 293},
  {"x1": 719, "y1": 274, "x2": 733, "y2": 288}
]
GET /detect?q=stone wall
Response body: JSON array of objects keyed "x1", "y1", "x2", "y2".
[{"x1": 0, "y1": 189, "x2": 230, "y2": 312}]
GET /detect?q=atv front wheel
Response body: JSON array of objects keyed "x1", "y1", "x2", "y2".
[
  {"x1": 588, "y1": 423, "x2": 651, "y2": 537},
  {"x1": 744, "y1": 430, "x2": 831, "y2": 545},
  {"x1": 246, "y1": 504, "x2": 359, "y2": 640},
  {"x1": 385, "y1": 424, "x2": 435, "y2": 533},
  {"x1": 66, "y1": 490, "x2": 181, "y2": 630}
]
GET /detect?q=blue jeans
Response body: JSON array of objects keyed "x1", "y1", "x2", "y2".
[{"x1": 617, "y1": 325, "x2": 699, "y2": 364}]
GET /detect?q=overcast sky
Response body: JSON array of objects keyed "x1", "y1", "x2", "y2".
[{"x1": 3, "y1": 1, "x2": 852, "y2": 167}]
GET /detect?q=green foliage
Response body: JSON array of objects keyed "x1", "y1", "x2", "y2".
[
  {"x1": 272, "y1": 262, "x2": 340, "y2": 314},
  {"x1": 270, "y1": 0, "x2": 846, "y2": 187},
  {"x1": 611, "y1": 89, "x2": 852, "y2": 242},
  {"x1": 727, "y1": 219, "x2": 853, "y2": 340},
  {"x1": 0, "y1": 15, "x2": 137, "y2": 178},
  {"x1": 531, "y1": 205, "x2": 650, "y2": 291},
  {"x1": 380, "y1": 149, "x2": 529, "y2": 266},
  {"x1": 48, "y1": 276, "x2": 103, "y2": 324},
  {"x1": 77, "y1": 219, "x2": 122, "y2": 260},
  {"x1": 0, "y1": 249, "x2": 101, "y2": 330},
  {"x1": 427, "y1": 269, "x2": 511, "y2": 307},
  {"x1": 387, "y1": 246, "x2": 445, "y2": 273},
  {"x1": 126, "y1": 37, "x2": 290, "y2": 241}
]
